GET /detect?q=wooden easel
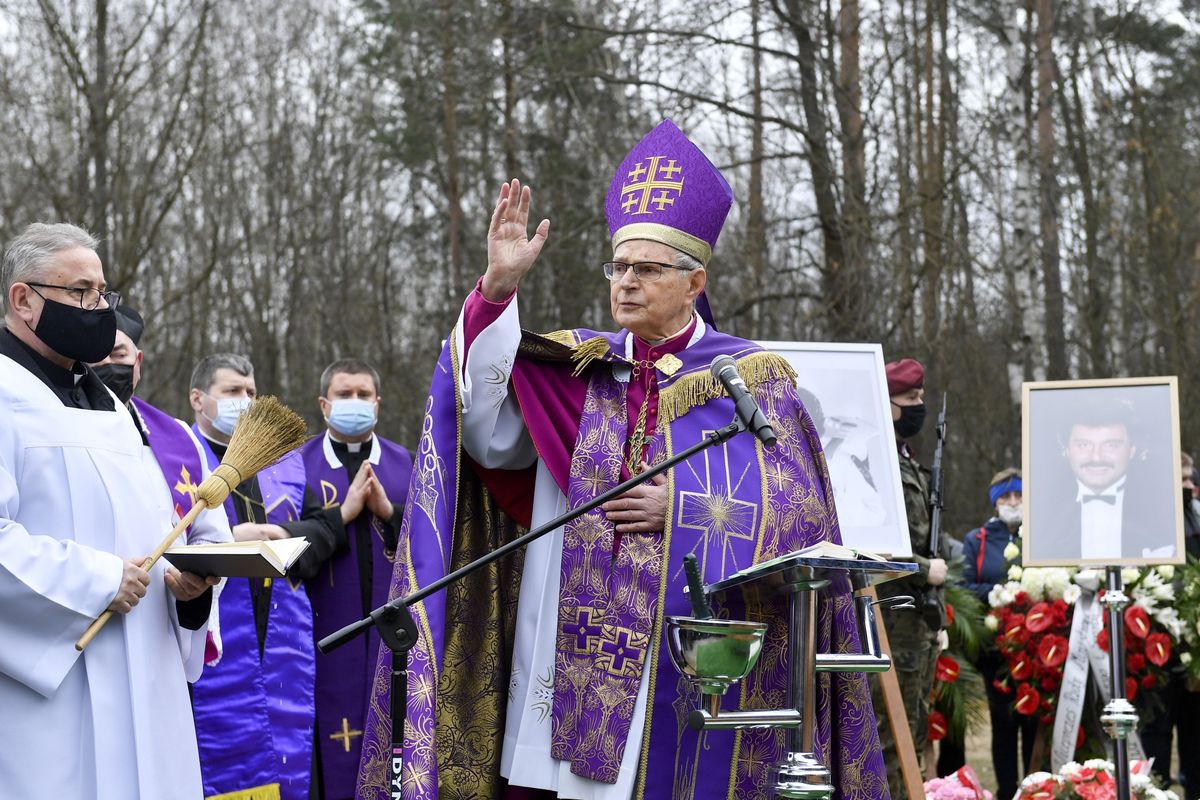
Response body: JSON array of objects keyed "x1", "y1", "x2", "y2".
[{"x1": 863, "y1": 585, "x2": 925, "y2": 800}]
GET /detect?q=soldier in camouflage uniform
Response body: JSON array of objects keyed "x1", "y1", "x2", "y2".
[{"x1": 870, "y1": 358, "x2": 949, "y2": 800}]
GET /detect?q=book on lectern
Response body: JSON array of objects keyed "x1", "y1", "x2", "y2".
[
  {"x1": 727, "y1": 541, "x2": 889, "y2": 579},
  {"x1": 162, "y1": 538, "x2": 310, "y2": 578}
]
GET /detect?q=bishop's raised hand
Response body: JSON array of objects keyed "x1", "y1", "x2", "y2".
[{"x1": 482, "y1": 178, "x2": 550, "y2": 302}]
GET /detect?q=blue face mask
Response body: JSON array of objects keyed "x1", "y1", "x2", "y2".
[
  {"x1": 204, "y1": 395, "x2": 252, "y2": 436},
  {"x1": 326, "y1": 398, "x2": 377, "y2": 437}
]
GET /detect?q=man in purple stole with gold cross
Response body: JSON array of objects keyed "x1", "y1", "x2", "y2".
[
  {"x1": 357, "y1": 120, "x2": 888, "y2": 799},
  {"x1": 186, "y1": 353, "x2": 344, "y2": 800},
  {"x1": 298, "y1": 358, "x2": 413, "y2": 800}
]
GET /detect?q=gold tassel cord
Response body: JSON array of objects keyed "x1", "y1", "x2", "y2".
[
  {"x1": 657, "y1": 352, "x2": 797, "y2": 425},
  {"x1": 568, "y1": 335, "x2": 613, "y2": 377},
  {"x1": 74, "y1": 395, "x2": 309, "y2": 651}
]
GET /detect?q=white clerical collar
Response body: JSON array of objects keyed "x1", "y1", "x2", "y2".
[
  {"x1": 323, "y1": 430, "x2": 381, "y2": 469},
  {"x1": 623, "y1": 313, "x2": 706, "y2": 361},
  {"x1": 1074, "y1": 476, "x2": 1127, "y2": 503}
]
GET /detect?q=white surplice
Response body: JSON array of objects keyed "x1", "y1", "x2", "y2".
[
  {"x1": 0, "y1": 355, "x2": 209, "y2": 799},
  {"x1": 455, "y1": 298, "x2": 702, "y2": 800}
]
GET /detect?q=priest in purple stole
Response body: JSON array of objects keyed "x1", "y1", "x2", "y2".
[
  {"x1": 357, "y1": 121, "x2": 888, "y2": 799},
  {"x1": 298, "y1": 358, "x2": 413, "y2": 799},
  {"x1": 185, "y1": 353, "x2": 343, "y2": 800}
]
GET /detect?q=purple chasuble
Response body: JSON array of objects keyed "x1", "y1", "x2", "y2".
[
  {"x1": 301, "y1": 432, "x2": 412, "y2": 799},
  {"x1": 357, "y1": 318, "x2": 888, "y2": 799},
  {"x1": 130, "y1": 397, "x2": 203, "y2": 528},
  {"x1": 191, "y1": 434, "x2": 317, "y2": 800}
]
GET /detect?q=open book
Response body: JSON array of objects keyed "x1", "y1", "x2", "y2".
[
  {"x1": 162, "y1": 538, "x2": 311, "y2": 578},
  {"x1": 726, "y1": 541, "x2": 888, "y2": 579}
]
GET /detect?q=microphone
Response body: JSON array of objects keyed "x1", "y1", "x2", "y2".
[{"x1": 710, "y1": 355, "x2": 777, "y2": 448}]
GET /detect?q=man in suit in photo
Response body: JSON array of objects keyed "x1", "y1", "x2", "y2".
[{"x1": 1032, "y1": 394, "x2": 1178, "y2": 562}]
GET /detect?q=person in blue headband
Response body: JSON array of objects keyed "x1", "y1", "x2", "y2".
[{"x1": 961, "y1": 468, "x2": 1035, "y2": 800}]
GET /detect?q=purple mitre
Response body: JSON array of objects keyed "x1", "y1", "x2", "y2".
[{"x1": 604, "y1": 118, "x2": 733, "y2": 266}]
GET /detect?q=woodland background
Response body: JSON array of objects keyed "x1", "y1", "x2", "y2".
[{"x1": 1, "y1": 0, "x2": 1197, "y2": 535}]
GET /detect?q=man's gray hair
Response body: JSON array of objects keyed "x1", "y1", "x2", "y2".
[
  {"x1": 190, "y1": 353, "x2": 254, "y2": 392},
  {"x1": 674, "y1": 251, "x2": 704, "y2": 273},
  {"x1": 2, "y1": 223, "x2": 100, "y2": 314}
]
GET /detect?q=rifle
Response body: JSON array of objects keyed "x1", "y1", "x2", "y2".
[
  {"x1": 924, "y1": 394, "x2": 948, "y2": 615},
  {"x1": 928, "y1": 393, "x2": 947, "y2": 560}
]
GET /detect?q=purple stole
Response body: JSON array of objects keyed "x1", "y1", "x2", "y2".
[
  {"x1": 130, "y1": 397, "x2": 203, "y2": 526},
  {"x1": 300, "y1": 433, "x2": 412, "y2": 799},
  {"x1": 191, "y1": 433, "x2": 317, "y2": 800},
  {"x1": 357, "y1": 326, "x2": 887, "y2": 799}
]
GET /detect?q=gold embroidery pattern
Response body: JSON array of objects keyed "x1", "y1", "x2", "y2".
[
  {"x1": 620, "y1": 155, "x2": 685, "y2": 214},
  {"x1": 657, "y1": 352, "x2": 797, "y2": 425},
  {"x1": 433, "y1": 475, "x2": 525, "y2": 797}
]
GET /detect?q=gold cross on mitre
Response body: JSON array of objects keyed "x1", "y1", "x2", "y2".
[
  {"x1": 329, "y1": 717, "x2": 363, "y2": 752},
  {"x1": 620, "y1": 155, "x2": 685, "y2": 215},
  {"x1": 174, "y1": 465, "x2": 200, "y2": 505}
]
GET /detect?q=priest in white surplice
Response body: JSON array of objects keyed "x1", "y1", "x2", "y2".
[{"x1": 0, "y1": 223, "x2": 219, "y2": 799}]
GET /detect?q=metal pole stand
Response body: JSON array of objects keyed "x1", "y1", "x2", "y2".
[
  {"x1": 1099, "y1": 566, "x2": 1137, "y2": 798},
  {"x1": 667, "y1": 556, "x2": 916, "y2": 800}
]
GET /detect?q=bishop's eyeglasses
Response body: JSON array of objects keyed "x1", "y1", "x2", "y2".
[
  {"x1": 25, "y1": 282, "x2": 122, "y2": 311},
  {"x1": 602, "y1": 261, "x2": 695, "y2": 282}
]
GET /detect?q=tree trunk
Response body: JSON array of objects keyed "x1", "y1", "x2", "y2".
[
  {"x1": 1035, "y1": 0, "x2": 1067, "y2": 379},
  {"x1": 774, "y1": 0, "x2": 852, "y2": 339},
  {"x1": 91, "y1": 0, "x2": 110, "y2": 266},
  {"x1": 439, "y1": 0, "x2": 464, "y2": 303},
  {"x1": 746, "y1": 0, "x2": 768, "y2": 339}
]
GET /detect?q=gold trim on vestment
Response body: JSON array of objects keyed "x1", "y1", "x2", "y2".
[
  {"x1": 206, "y1": 784, "x2": 281, "y2": 800},
  {"x1": 634, "y1": 427, "x2": 677, "y2": 798},
  {"x1": 612, "y1": 223, "x2": 713, "y2": 266},
  {"x1": 658, "y1": 352, "x2": 797, "y2": 425}
]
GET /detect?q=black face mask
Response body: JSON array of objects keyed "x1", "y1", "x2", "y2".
[
  {"x1": 893, "y1": 402, "x2": 927, "y2": 440},
  {"x1": 92, "y1": 363, "x2": 135, "y2": 405},
  {"x1": 30, "y1": 297, "x2": 117, "y2": 364}
]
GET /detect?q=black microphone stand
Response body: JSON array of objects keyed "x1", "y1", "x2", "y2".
[{"x1": 319, "y1": 417, "x2": 750, "y2": 792}]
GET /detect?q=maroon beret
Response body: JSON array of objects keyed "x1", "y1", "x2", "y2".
[{"x1": 885, "y1": 358, "x2": 925, "y2": 396}]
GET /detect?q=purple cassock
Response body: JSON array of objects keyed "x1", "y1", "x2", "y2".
[
  {"x1": 355, "y1": 117, "x2": 887, "y2": 799},
  {"x1": 191, "y1": 432, "x2": 317, "y2": 800},
  {"x1": 300, "y1": 432, "x2": 413, "y2": 800}
]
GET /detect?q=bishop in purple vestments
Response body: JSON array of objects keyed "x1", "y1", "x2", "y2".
[{"x1": 357, "y1": 120, "x2": 888, "y2": 800}]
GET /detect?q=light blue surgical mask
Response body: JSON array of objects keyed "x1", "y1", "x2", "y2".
[
  {"x1": 204, "y1": 395, "x2": 252, "y2": 436},
  {"x1": 326, "y1": 398, "x2": 377, "y2": 438}
]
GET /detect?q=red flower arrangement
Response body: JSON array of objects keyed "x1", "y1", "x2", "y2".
[{"x1": 989, "y1": 591, "x2": 1074, "y2": 724}]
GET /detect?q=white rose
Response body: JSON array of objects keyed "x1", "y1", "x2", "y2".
[
  {"x1": 1009, "y1": 565, "x2": 1024, "y2": 581},
  {"x1": 985, "y1": 614, "x2": 1000, "y2": 631},
  {"x1": 1181, "y1": 652, "x2": 1193, "y2": 666},
  {"x1": 1122, "y1": 567, "x2": 1140, "y2": 584},
  {"x1": 1062, "y1": 584, "x2": 1082, "y2": 605},
  {"x1": 1158, "y1": 565, "x2": 1175, "y2": 581},
  {"x1": 1004, "y1": 541, "x2": 1021, "y2": 560},
  {"x1": 1152, "y1": 583, "x2": 1174, "y2": 601}
]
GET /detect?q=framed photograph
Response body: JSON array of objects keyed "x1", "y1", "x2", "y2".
[
  {"x1": 758, "y1": 341, "x2": 912, "y2": 557},
  {"x1": 1022, "y1": 377, "x2": 1183, "y2": 567}
]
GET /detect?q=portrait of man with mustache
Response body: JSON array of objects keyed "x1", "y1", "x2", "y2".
[{"x1": 1025, "y1": 384, "x2": 1182, "y2": 565}]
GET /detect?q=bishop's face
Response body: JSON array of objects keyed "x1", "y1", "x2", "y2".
[
  {"x1": 1065, "y1": 423, "x2": 1136, "y2": 492},
  {"x1": 608, "y1": 240, "x2": 705, "y2": 341}
]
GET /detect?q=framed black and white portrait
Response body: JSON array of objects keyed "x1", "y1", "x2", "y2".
[
  {"x1": 1022, "y1": 377, "x2": 1183, "y2": 567},
  {"x1": 759, "y1": 341, "x2": 912, "y2": 557}
]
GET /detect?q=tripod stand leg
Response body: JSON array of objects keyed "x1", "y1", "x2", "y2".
[{"x1": 864, "y1": 586, "x2": 924, "y2": 800}]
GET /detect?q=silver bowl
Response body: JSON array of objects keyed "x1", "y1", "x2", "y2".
[{"x1": 665, "y1": 616, "x2": 768, "y2": 696}]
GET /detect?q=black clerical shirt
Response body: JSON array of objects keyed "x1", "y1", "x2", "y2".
[
  {"x1": 203, "y1": 435, "x2": 344, "y2": 657},
  {"x1": 0, "y1": 328, "x2": 211, "y2": 628},
  {"x1": 327, "y1": 437, "x2": 401, "y2": 618}
]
